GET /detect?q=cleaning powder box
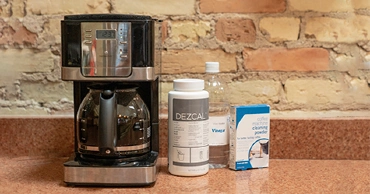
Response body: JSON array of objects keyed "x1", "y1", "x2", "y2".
[{"x1": 229, "y1": 104, "x2": 270, "y2": 170}]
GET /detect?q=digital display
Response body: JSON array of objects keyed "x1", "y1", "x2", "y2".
[{"x1": 96, "y1": 30, "x2": 116, "y2": 39}]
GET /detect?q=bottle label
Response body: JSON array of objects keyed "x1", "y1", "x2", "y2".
[
  {"x1": 170, "y1": 98, "x2": 209, "y2": 167},
  {"x1": 209, "y1": 116, "x2": 229, "y2": 145},
  {"x1": 172, "y1": 98, "x2": 209, "y2": 122}
]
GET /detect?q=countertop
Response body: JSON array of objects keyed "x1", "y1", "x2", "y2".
[
  {"x1": 0, "y1": 157, "x2": 369, "y2": 193},
  {"x1": 1, "y1": 117, "x2": 370, "y2": 160}
]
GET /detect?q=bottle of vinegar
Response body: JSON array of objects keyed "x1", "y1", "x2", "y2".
[{"x1": 204, "y1": 62, "x2": 230, "y2": 169}]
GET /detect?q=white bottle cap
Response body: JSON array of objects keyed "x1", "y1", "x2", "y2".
[
  {"x1": 173, "y1": 79, "x2": 204, "y2": 91},
  {"x1": 205, "y1": 62, "x2": 220, "y2": 73}
]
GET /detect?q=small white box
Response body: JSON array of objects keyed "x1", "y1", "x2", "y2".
[{"x1": 229, "y1": 104, "x2": 270, "y2": 170}]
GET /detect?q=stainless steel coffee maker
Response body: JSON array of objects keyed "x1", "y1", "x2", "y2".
[{"x1": 61, "y1": 14, "x2": 161, "y2": 186}]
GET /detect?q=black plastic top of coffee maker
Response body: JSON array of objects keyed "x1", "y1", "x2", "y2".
[
  {"x1": 64, "y1": 14, "x2": 152, "y2": 21},
  {"x1": 61, "y1": 13, "x2": 156, "y2": 70}
]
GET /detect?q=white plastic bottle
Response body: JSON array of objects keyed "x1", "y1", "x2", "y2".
[
  {"x1": 204, "y1": 62, "x2": 230, "y2": 169},
  {"x1": 168, "y1": 79, "x2": 209, "y2": 176}
]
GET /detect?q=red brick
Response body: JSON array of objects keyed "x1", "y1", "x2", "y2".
[
  {"x1": 200, "y1": 0, "x2": 286, "y2": 13},
  {"x1": 161, "y1": 20, "x2": 168, "y2": 43},
  {"x1": 216, "y1": 18, "x2": 256, "y2": 43},
  {"x1": 162, "y1": 49, "x2": 236, "y2": 74},
  {"x1": 243, "y1": 48, "x2": 330, "y2": 71},
  {"x1": 0, "y1": 19, "x2": 37, "y2": 46},
  {"x1": 13, "y1": 26, "x2": 38, "y2": 45}
]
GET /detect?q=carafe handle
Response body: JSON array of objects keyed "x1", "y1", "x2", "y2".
[{"x1": 98, "y1": 90, "x2": 117, "y2": 155}]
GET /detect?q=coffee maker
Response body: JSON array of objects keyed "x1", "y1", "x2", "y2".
[{"x1": 61, "y1": 14, "x2": 161, "y2": 186}]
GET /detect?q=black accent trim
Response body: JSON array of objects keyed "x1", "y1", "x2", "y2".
[{"x1": 64, "y1": 14, "x2": 152, "y2": 21}]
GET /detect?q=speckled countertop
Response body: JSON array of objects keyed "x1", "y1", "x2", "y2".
[
  {"x1": 1, "y1": 117, "x2": 369, "y2": 160},
  {"x1": 0, "y1": 157, "x2": 369, "y2": 193},
  {"x1": 0, "y1": 116, "x2": 369, "y2": 193}
]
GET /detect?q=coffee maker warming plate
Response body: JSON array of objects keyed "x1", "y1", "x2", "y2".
[{"x1": 64, "y1": 151, "x2": 158, "y2": 186}]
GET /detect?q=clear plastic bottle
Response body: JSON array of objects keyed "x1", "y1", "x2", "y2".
[{"x1": 204, "y1": 62, "x2": 230, "y2": 169}]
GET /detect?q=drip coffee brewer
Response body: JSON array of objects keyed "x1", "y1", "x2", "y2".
[{"x1": 61, "y1": 14, "x2": 161, "y2": 186}]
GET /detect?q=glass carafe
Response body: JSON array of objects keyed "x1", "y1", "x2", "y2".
[{"x1": 77, "y1": 84, "x2": 151, "y2": 162}]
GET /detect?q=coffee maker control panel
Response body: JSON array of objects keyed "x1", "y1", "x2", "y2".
[
  {"x1": 61, "y1": 14, "x2": 158, "y2": 81},
  {"x1": 81, "y1": 22, "x2": 131, "y2": 77}
]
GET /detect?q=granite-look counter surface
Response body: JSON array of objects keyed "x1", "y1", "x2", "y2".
[
  {"x1": 0, "y1": 157, "x2": 369, "y2": 193},
  {"x1": 0, "y1": 117, "x2": 369, "y2": 160}
]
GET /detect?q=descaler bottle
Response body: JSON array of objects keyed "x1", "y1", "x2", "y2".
[
  {"x1": 204, "y1": 62, "x2": 230, "y2": 169},
  {"x1": 168, "y1": 79, "x2": 209, "y2": 176}
]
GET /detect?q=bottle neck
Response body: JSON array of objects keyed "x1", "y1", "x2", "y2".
[
  {"x1": 206, "y1": 72, "x2": 221, "y2": 82},
  {"x1": 206, "y1": 72, "x2": 218, "y2": 77}
]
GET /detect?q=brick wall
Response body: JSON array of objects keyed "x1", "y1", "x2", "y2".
[{"x1": 1, "y1": 0, "x2": 370, "y2": 116}]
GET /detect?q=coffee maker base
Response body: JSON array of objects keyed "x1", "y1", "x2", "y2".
[{"x1": 64, "y1": 151, "x2": 159, "y2": 187}]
